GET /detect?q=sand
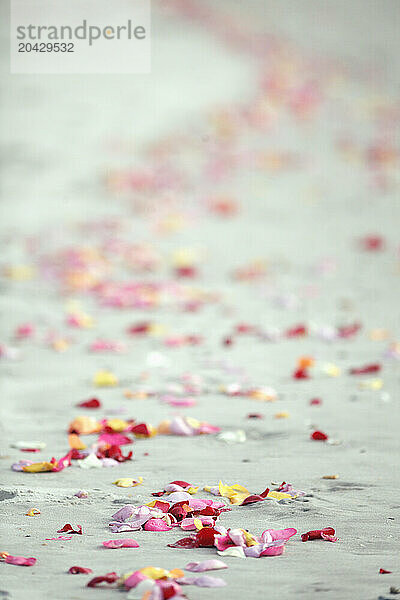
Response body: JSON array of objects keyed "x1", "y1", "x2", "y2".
[{"x1": 1, "y1": 2, "x2": 399, "y2": 599}]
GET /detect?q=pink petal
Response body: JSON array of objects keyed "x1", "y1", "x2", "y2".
[
  {"x1": 144, "y1": 518, "x2": 172, "y2": 531},
  {"x1": 169, "y1": 417, "x2": 195, "y2": 436},
  {"x1": 5, "y1": 555, "x2": 37, "y2": 567},
  {"x1": 102, "y1": 538, "x2": 139, "y2": 548},
  {"x1": 111, "y1": 504, "x2": 135, "y2": 522},
  {"x1": 321, "y1": 533, "x2": 338, "y2": 542},
  {"x1": 186, "y1": 498, "x2": 208, "y2": 510},
  {"x1": 185, "y1": 560, "x2": 228, "y2": 572},
  {"x1": 261, "y1": 528, "x2": 297, "y2": 542},
  {"x1": 259, "y1": 544, "x2": 285, "y2": 557},
  {"x1": 109, "y1": 522, "x2": 140, "y2": 533},
  {"x1": 124, "y1": 571, "x2": 148, "y2": 589},
  {"x1": 178, "y1": 576, "x2": 226, "y2": 587},
  {"x1": 168, "y1": 491, "x2": 192, "y2": 503},
  {"x1": 180, "y1": 518, "x2": 196, "y2": 530},
  {"x1": 214, "y1": 533, "x2": 235, "y2": 551},
  {"x1": 217, "y1": 546, "x2": 245, "y2": 558},
  {"x1": 98, "y1": 433, "x2": 132, "y2": 446}
]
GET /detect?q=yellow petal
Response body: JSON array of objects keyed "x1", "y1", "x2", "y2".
[
  {"x1": 186, "y1": 417, "x2": 201, "y2": 429},
  {"x1": 193, "y1": 518, "x2": 203, "y2": 530},
  {"x1": 274, "y1": 411, "x2": 290, "y2": 419},
  {"x1": 25, "y1": 508, "x2": 40, "y2": 516},
  {"x1": 359, "y1": 378, "x2": 383, "y2": 390},
  {"x1": 168, "y1": 569, "x2": 184, "y2": 579},
  {"x1": 113, "y1": 477, "x2": 143, "y2": 488},
  {"x1": 93, "y1": 370, "x2": 118, "y2": 387},
  {"x1": 218, "y1": 481, "x2": 251, "y2": 504},
  {"x1": 68, "y1": 433, "x2": 86, "y2": 450},
  {"x1": 266, "y1": 490, "x2": 292, "y2": 501},
  {"x1": 242, "y1": 530, "x2": 258, "y2": 546},
  {"x1": 140, "y1": 567, "x2": 169, "y2": 580},
  {"x1": 323, "y1": 363, "x2": 341, "y2": 377},
  {"x1": 5, "y1": 265, "x2": 35, "y2": 280},
  {"x1": 106, "y1": 418, "x2": 129, "y2": 432},
  {"x1": 22, "y1": 462, "x2": 55, "y2": 473},
  {"x1": 69, "y1": 416, "x2": 100, "y2": 435}
]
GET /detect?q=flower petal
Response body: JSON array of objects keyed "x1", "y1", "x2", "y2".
[
  {"x1": 184, "y1": 560, "x2": 227, "y2": 572},
  {"x1": 102, "y1": 539, "x2": 139, "y2": 549}
]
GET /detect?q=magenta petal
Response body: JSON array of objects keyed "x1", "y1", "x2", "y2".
[
  {"x1": 144, "y1": 518, "x2": 172, "y2": 531},
  {"x1": 214, "y1": 534, "x2": 235, "y2": 551},
  {"x1": 259, "y1": 544, "x2": 285, "y2": 557},
  {"x1": 5, "y1": 555, "x2": 37, "y2": 566},
  {"x1": 98, "y1": 433, "x2": 132, "y2": 446}
]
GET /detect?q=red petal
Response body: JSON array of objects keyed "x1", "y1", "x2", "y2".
[
  {"x1": 309, "y1": 398, "x2": 322, "y2": 405},
  {"x1": 87, "y1": 572, "x2": 118, "y2": 587},
  {"x1": 167, "y1": 536, "x2": 197, "y2": 549},
  {"x1": 310, "y1": 430, "x2": 328, "y2": 441},
  {"x1": 240, "y1": 487, "x2": 270, "y2": 505},
  {"x1": 360, "y1": 235, "x2": 385, "y2": 251},
  {"x1": 195, "y1": 527, "x2": 218, "y2": 547},
  {"x1": 349, "y1": 363, "x2": 381, "y2": 375},
  {"x1": 69, "y1": 566, "x2": 93, "y2": 574},
  {"x1": 57, "y1": 524, "x2": 83, "y2": 535},
  {"x1": 169, "y1": 480, "x2": 192, "y2": 487},
  {"x1": 337, "y1": 323, "x2": 361, "y2": 338},
  {"x1": 286, "y1": 324, "x2": 307, "y2": 338},
  {"x1": 293, "y1": 368, "x2": 309, "y2": 379},
  {"x1": 127, "y1": 322, "x2": 151, "y2": 335},
  {"x1": 130, "y1": 423, "x2": 152, "y2": 437},
  {"x1": 175, "y1": 266, "x2": 197, "y2": 278},
  {"x1": 301, "y1": 527, "x2": 335, "y2": 541},
  {"x1": 379, "y1": 568, "x2": 392, "y2": 574},
  {"x1": 77, "y1": 398, "x2": 101, "y2": 408}
]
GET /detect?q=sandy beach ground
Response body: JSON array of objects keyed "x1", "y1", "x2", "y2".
[{"x1": 1, "y1": 2, "x2": 399, "y2": 599}]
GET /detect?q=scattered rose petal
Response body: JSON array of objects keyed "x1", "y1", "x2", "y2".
[
  {"x1": 102, "y1": 539, "x2": 139, "y2": 549},
  {"x1": 349, "y1": 363, "x2": 381, "y2": 375},
  {"x1": 310, "y1": 430, "x2": 328, "y2": 441},
  {"x1": 3, "y1": 555, "x2": 37, "y2": 567},
  {"x1": 57, "y1": 524, "x2": 83, "y2": 535},
  {"x1": 144, "y1": 518, "x2": 172, "y2": 531},
  {"x1": 113, "y1": 477, "x2": 143, "y2": 488},
  {"x1": 184, "y1": 560, "x2": 228, "y2": 572},
  {"x1": 87, "y1": 572, "x2": 119, "y2": 587},
  {"x1": 25, "y1": 508, "x2": 40, "y2": 516},
  {"x1": 77, "y1": 398, "x2": 101, "y2": 408},
  {"x1": 301, "y1": 527, "x2": 336, "y2": 542},
  {"x1": 69, "y1": 566, "x2": 93, "y2": 574},
  {"x1": 178, "y1": 575, "x2": 227, "y2": 587}
]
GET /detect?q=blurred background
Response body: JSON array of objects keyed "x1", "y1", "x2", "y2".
[{"x1": 0, "y1": 0, "x2": 399, "y2": 230}]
